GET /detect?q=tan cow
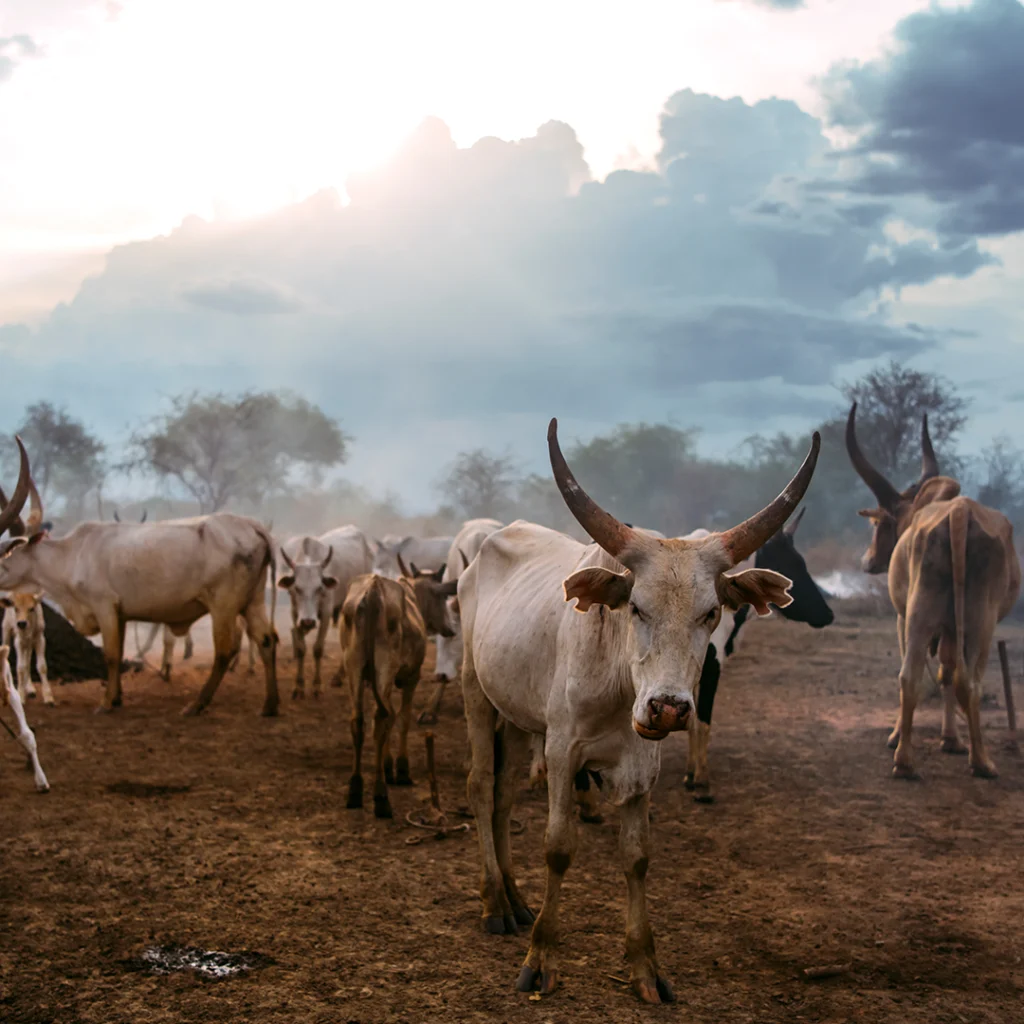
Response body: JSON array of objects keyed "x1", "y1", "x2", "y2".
[
  {"x1": 1, "y1": 591, "x2": 53, "y2": 705},
  {"x1": 0, "y1": 441, "x2": 279, "y2": 717},
  {"x1": 847, "y1": 403, "x2": 1021, "y2": 778},
  {"x1": 457, "y1": 418, "x2": 818, "y2": 1003},
  {"x1": 339, "y1": 559, "x2": 456, "y2": 819}
]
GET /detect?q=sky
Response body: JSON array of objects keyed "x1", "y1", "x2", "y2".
[{"x1": 1, "y1": 0, "x2": 1022, "y2": 509}]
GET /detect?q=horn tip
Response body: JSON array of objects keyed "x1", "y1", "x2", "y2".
[{"x1": 547, "y1": 417, "x2": 558, "y2": 441}]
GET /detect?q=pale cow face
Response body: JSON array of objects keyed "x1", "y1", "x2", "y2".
[
  {"x1": 0, "y1": 591, "x2": 43, "y2": 633},
  {"x1": 278, "y1": 545, "x2": 337, "y2": 633},
  {"x1": 548, "y1": 416, "x2": 820, "y2": 742}
]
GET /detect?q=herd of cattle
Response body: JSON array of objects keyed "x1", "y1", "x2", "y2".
[{"x1": 1, "y1": 406, "x2": 1019, "y2": 1003}]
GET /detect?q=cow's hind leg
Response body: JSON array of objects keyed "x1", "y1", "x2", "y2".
[
  {"x1": 182, "y1": 613, "x2": 237, "y2": 717},
  {"x1": 371, "y1": 688, "x2": 397, "y2": 818},
  {"x1": 517, "y1": 744, "x2": 577, "y2": 995},
  {"x1": 15, "y1": 636, "x2": 36, "y2": 701},
  {"x1": 310, "y1": 614, "x2": 329, "y2": 699},
  {"x1": 958, "y1": 620, "x2": 998, "y2": 779},
  {"x1": 160, "y1": 626, "x2": 175, "y2": 682},
  {"x1": 393, "y1": 674, "x2": 418, "y2": 785},
  {"x1": 35, "y1": 632, "x2": 54, "y2": 706},
  {"x1": 183, "y1": 630, "x2": 194, "y2": 661},
  {"x1": 493, "y1": 722, "x2": 534, "y2": 926},
  {"x1": 346, "y1": 666, "x2": 366, "y2": 809},
  {"x1": 418, "y1": 678, "x2": 448, "y2": 726},
  {"x1": 888, "y1": 613, "x2": 908, "y2": 749},
  {"x1": 893, "y1": 617, "x2": 930, "y2": 779},
  {"x1": 620, "y1": 791, "x2": 674, "y2": 1004},
  {"x1": 463, "y1": 658, "x2": 515, "y2": 934},
  {"x1": 573, "y1": 766, "x2": 603, "y2": 824},
  {"x1": 685, "y1": 643, "x2": 719, "y2": 802},
  {"x1": 291, "y1": 624, "x2": 307, "y2": 700},
  {"x1": 937, "y1": 639, "x2": 967, "y2": 754},
  {"x1": 243, "y1": 591, "x2": 279, "y2": 717}
]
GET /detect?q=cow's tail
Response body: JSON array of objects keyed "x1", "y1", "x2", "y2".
[
  {"x1": 949, "y1": 500, "x2": 969, "y2": 692},
  {"x1": 358, "y1": 577, "x2": 382, "y2": 688}
]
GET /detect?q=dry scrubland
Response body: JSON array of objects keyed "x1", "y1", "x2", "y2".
[{"x1": 3, "y1": 599, "x2": 1024, "y2": 1024}]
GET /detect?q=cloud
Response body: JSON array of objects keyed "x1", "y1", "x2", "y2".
[
  {"x1": 181, "y1": 278, "x2": 301, "y2": 315},
  {"x1": 0, "y1": 85, "x2": 1007, "y2": 505},
  {"x1": 718, "y1": 0, "x2": 806, "y2": 9},
  {"x1": 0, "y1": 35, "x2": 40, "y2": 84},
  {"x1": 820, "y1": 0, "x2": 1024, "y2": 236}
]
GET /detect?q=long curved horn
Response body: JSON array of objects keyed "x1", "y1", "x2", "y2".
[
  {"x1": 281, "y1": 546, "x2": 296, "y2": 572},
  {"x1": 920, "y1": 413, "x2": 939, "y2": 482},
  {"x1": 320, "y1": 545, "x2": 333, "y2": 571},
  {"x1": 784, "y1": 506, "x2": 806, "y2": 538},
  {"x1": 845, "y1": 403, "x2": 900, "y2": 510},
  {"x1": 458, "y1": 547, "x2": 470, "y2": 572},
  {"x1": 0, "y1": 438, "x2": 31, "y2": 539},
  {"x1": 397, "y1": 552, "x2": 412, "y2": 578},
  {"x1": 548, "y1": 417, "x2": 640, "y2": 560},
  {"x1": 719, "y1": 432, "x2": 821, "y2": 565},
  {"x1": 25, "y1": 471, "x2": 44, "y2": 535}
]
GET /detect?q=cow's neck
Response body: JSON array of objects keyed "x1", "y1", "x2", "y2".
[{"x1": 18, "y1": 538, "x2": 83, "y2": 612}]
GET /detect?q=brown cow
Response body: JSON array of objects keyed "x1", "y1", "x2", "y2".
[
  {"x1": 339, "y1": 560, "x2": 456, "y2": 818},
  {"x1": 1, "y1": 590, "x2": 53, "y2": 705},
  {"x1": 847, "y1": 403, "x2": 1021, "y2": 778}
]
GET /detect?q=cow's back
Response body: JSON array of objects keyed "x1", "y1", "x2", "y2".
[
  {"x1": 443, "y1": 519, "x2": 504, "y2": 584},
  {"x1": 321, "y1": 525, "x2": 374, "y2": 595}
]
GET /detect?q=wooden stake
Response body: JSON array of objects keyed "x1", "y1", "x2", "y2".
[
  {"x1": 425, "y1": 730, "x2": 441, "y2": 813},
  {"x1": 997, "y1": 640, "x2": 1017, "y2": 746}
]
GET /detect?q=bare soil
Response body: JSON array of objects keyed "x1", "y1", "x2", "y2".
[{"x1": 3, "y1": 609, "x2": 1024, "y2": 1024}]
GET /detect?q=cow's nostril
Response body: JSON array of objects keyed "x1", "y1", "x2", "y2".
[{"x1": 16, "y1": 621, "x2": 28, "y2": 630}]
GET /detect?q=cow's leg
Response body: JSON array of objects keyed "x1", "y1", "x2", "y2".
[
  {"x1": 893, "y1": 617, "x2": 929, "y2": 779},
  {"x1": 573, "y1": 766, "x2": 603, "y2": 824},
  {"x1": 97, "y1": 613, "x2": 126, "y2": 713},
  {"x1": 34, "y1": 632, "x2": 54, "y2": 706},
  {"x1": 243, "y1": 589, "x2": 279, "y2": 717},
  {"x1": 419, "y1": 678, "x2": 448, "y2": 726},
  {"x1": 160, "y1": 626, "x2": 175, "y2": 682},
  {"x1": 887, "y1": 613, "x2": 907, "y2": 749},
  {"x1": 937, "y1": 638, "x2": 967, "y2": 754},
  {"x1": 291, "y1": 624, "x2": 307, "y2": 700},
  {"x1": 493, "y1": 722, "x2": 534, "y2": 926},
  {"x1": 310, "y1": 614, "x2": 329, "y2": 700},
  {"x1": 685, "y1": 643, "x2": 719, "y2": 803},
  {"x1": 183, "y1": 630, "x2": 194, "y2": 662},
  {"x1": 463, "y1": 658, "x2": 514, "y2": 934},
  {"x1": 958, "y1": 623, "x2": 998, "y2": 779},
  {"x1": 371, "y1": 687, "x2": 397, "y2": 819},
  {"x1": 528, "y1": 737, "x2": 547, "y2": 789},
  {"x1": 182, "y1": 613, "x2": 238, "y2": 717},
  {"x1": 2, "y1": 670, "x2": 49, "y2": 792},
  {"x1": 346, "y1": 668, "x2": 366, "y2": 810},
  {"x1": 619, "y1": 791, "x2": 674, "y2": 1004},
  {"x1": 517, "y1": 745, "x2": 577, "y2": 994},
  {"x1": 15, "y1": 635, "x2": 36, "y2": 701},
  {"x1": 393, "y1": 675, "x2": 418, "y2": 785}
]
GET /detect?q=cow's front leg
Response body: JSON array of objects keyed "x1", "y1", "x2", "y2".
[
  {"x1": 291, "y1": 625, "x2": 307, "y2": 700},
  {"x1": 243, "y1": 589, "x2": 279, "y2": 717},
  {"x1": 97, "y1": 614, "x2": 126, "y2": 713},
  {"x1": 888, "y1": 614, "x2": 906, "y2": 749},
  {"x1": 34, "y1": 633, "x2": 54, "y2": 706},
  {"x1": 310, "y1": 615, "x2": 329, "y2": 699},
  {"x1": 1, "y1": 661, "x2": 49, "y2": 792},
  {"x1": 15, "y1": 636, "x2": 36, "y2": 701},
  {"x1": 619, "y1": 792, "x2": 674, "y2": 1004},
  {"x1": 160, "y1": 626, "x2": 175, "y2": 681},
  {"x1": 183, "y1": 630, "x2": 194, "y2": 662},
  {"x1": 518, "y1": 749, "x2": 577, "y2": 996},
  {"x1": 686, "y1": 642, "x2": 719, "y2": 801}
]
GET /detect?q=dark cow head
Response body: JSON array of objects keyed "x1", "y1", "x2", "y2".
[
  {"x1": 397, "y1": 555, "x2": 458, "y2": 638},
  {"x1": 846, "y1": 403, "x2": 961, "y2": 574},
  {"x1": 754, "y1": 508, "x2": 833, "y2": 628}
]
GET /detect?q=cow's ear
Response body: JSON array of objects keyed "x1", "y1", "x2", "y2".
[
  {"x1": 720, "y1": 568, "x2": 793, "y2": 617},
  {"x1": 563, "y1": 567, "x2": 633, "y2": 613},
  {"x1": 0, "y1": 537, "x2": 28, "y2": 557},
  {"x1": 28, "y1": 532, "x2": 46, "y2": 547},
  {"x1": 321, "y1": 575, "x2": 338, "y2": 589},
  {"x1": 0, "y1": 597, "x2": 12, "y2": 608},
  {"x1": 277, "y1": 574, "x2": 296, "y2": 589},
  {"x1": 439, "y1": 579, "x2": 458, "y2": 597}
]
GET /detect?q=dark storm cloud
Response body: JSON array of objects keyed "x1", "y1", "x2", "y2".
[
  {"x1": 821, "y1": 0, "x2": 1024, "y2": 236},
  {"x1": 0, "y1": 34, "x2": 40, "y2": 83}
]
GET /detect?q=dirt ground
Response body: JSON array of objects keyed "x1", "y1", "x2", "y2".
[{"x1": 3, "y1": 607, "x2": 1024, "y2": 1024}]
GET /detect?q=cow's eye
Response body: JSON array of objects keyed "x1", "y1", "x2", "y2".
[
  {"x1": 703, "y1": 607, "x2": 718, "y2": 624},
  {"x1": 630, "y1": 602, "x2": 645, "y2": 621}
]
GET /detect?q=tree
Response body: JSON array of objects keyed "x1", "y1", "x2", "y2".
[
  {"x1": 839, "y1": 360, "x2": 968, "y2": 486},
  {"x1": 123, "y1": 390, "x2": 348, "y2": 513},
  {"x1": 975, "y1": 435, "x2": 1024, "y2": 528},
  {"x1": 0, "y1": 402, "x2": 106, "y2": 517},
  {"x1": 436, "y1": 449, "x2": 519, "y2": 521}
]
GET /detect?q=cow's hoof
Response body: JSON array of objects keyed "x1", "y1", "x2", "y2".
[
  {"x1": 417, "y1": 710, "x2": 438, "y2": 726},
  {"x1": 683, "y1": 772, "x2": 695, "y2": 791},
  {"x1": 291, "y1": 687, "x2": 305, "y2": 701},
  {"x1": 634, "y1": 976, "x2": 676, "y2": 1005},
  {"x1": 694, "y1": 792, "x2": 715, "y2": 805},
  {"x1": 43, "y1": 698, "x2": 56, "y2": 707},
  {"x1": 516, "y1": 965, "x2": 558, "y2": 995},
  {"x1": 25, "y1": 691, "x2": 36, "y2": 700},
  {"x1": 941, "y1": 737, "x2": 968, "y2": 755},
  {"x1": 580, "y1": 811, "x2": 603, "y2": 825},
  {"x1": 261, "y1": 701, "x2": 279, "y2": 718},
  {"x1": 395, "y1": 757, "x2": 412, "y2": 786},
  {"x1": 373, "y1": 796, "x2": 393, "y2": 820},
  {"x1": 484, "y1": 915, "x2": 517, "y2": 936},
  {"x1": 971, "y1": 762, "x2": 999, "y2": 779},
  {"x1": 181, "y1": 703, "x2": 204, "y2": 717},
  {"x1": 330, "y1": 677, "x2": 344, "y2": 689},
  {"x1": 347, "y1": 775, "x2": 363, "y2": 809},
  {"x1": 36, "y1": 782, "x2": 50, "y2": 794},
  {"x1": 892, "y1": 764, "x2": 919, "y2": 780},
  {"x1": 112, "y1": 696, "x2": 123, "y2": 708},
  {"x1": 512, "y1": 904, "x2": 535, "y2": 927},
  {"x1": 94, "y1": 705, "x2": 114, "y2": 715}
]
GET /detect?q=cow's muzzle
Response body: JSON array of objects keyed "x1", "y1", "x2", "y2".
[
  {"x1": 16, "y1": 620, "x2": 28, "y2": 631},
  {"x1": 438, "y1": 625, "x2": 456, "y2": 639},
  {"x1": 636, "y1": 695, "x2": 692, "y2": 740},
  {"x1": 298, "y1": 618, "x2": 317, "y2": 633}
]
